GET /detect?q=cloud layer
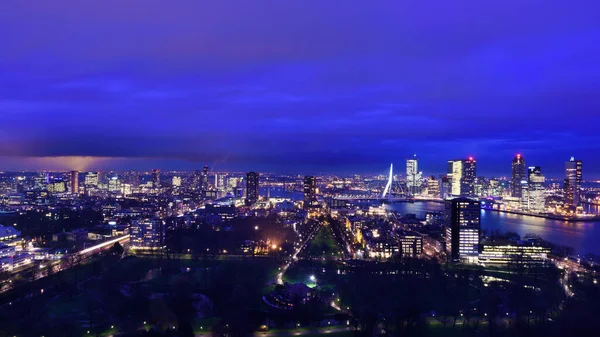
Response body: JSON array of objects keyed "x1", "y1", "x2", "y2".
[{"x1": 1, "y1": 1, "x2": 599, "y2": 176}]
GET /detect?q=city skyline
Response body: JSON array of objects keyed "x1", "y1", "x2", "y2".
[{"x1": 2, "y1": 1, "x2": 600, "y2": 176}]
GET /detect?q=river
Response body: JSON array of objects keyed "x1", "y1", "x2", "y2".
[
  {"x1": 263, "y1": 188, "x2": 600, "y2": 256},
  {"x1": 387, "y1": 202, "x2": 600, "y2": 256}
]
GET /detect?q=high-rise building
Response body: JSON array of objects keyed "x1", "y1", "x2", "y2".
[
  {"x1": 406, "y1": 155, "x2": 423, "y2": 195},
  {"x1": 427, "y1": 176, "x2": 440, "y2": 198},
  {"x1": 84, "y1": 172, "x2": 99, "y2": 188},
  {"x1": 447, "y1": 158, "x2": 476, "y2": 197},
  {"x1": 70, "y1": 171, "x2": 79, "y2": 195},
  {"x1": 445, "y1": 198, "x2": 480, "y2": 262},
  {"x1": 130, "y1": 219, "x2": 165, "y2": 250},
  {"x1": 461, "y1": 157, "x2": 476, "y2": 197},
  {"x1": 511, "y1": 154, "x2": 526, "y2": 198},
  {"x1": 151, "y1": 169, "x2": 160, "y2": 188},
  {"x1": 447, "y1": 160, "x2": 463, "y2": 196},
  {"x1": 440, "y1": 176, "x2": 450, "y2": 199},
  {"x1": 202, "y1": 165, "x2": 210, "y2": 191},
  {"x1": 245, "y1": 172, "x2": 259, "y2": 205},
  {"x1": 108, "y1": 176, "x2": 121, "y2": 193},
  {"x1": 522, "y1": 166, "x2": 545, "y2": 212},
  {"x1": 172, "y1": 176, "x2": 182, "y2": 187},
  {"x1": 564, "y1": 157, "x2": 583, "y2": 206},
  {"x1": 303, "y1": 176, "x2": 317, "y2": 209}
]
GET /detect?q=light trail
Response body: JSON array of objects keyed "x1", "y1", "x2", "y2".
[{"x1": 78, "y1": 235, "x2": 130, "y2": 255}]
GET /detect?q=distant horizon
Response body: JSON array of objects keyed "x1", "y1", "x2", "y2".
[
  {"x1": 2, "y1": 1, "x2": 600, "y2": 180},
  {"x1": 0, "y1": 155, "x2": 596, "y2": 180}
]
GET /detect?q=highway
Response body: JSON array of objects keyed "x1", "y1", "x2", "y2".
[{"x1": 0, "y1": 235, "x2": 130, "y2": 294}]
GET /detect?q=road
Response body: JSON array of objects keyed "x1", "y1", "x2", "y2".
[
  {"x1": 272, "y1": 221, "x2": 321, "y2": 285},
  {"x1": 0, "y1": 235, "x2": 130, "y2": 294}
]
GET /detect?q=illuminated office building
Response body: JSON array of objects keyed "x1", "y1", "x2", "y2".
[
  {"x1": 447, "y1": 158, "x2": 476, "y2": 197},
  {"x1": 406, "y1": 155, "x2": 423, "y2": 195},
  {"x1": 479, "y1": 245, "x2": 550, "y2": 267},
  {"x1": 245, "y1": 172, "x2": 259, "y2": 205},
  {"x1": 84, "y1": 172, "x2": 99, "y2": 188},
  {"x1": 47, "y1": 180, "x2": 66, "y2": 193},
  {"x1": 172, "y1": 176, "x2": 182, "y2": 187},
  {"x1": 427, "y1": 176, "x2": 440, "y2": 198},
  {"x1": 564, "y1": 157, "x2": 582, "y2": 206},
  {"x1": 398, "y1": 231, "x2": 423, "y2": 258},
  {"x1": 511, "y1": 154, "x2": 526, "y2": 198},
  {"x1": 130, "y1": 219, "x2": 165, "y2": 250},
  {"x1": 303, "y1": 176, "x2": 318, "y2": 209},
  {"x1": 108, "y1": 177, "x2": 121, "y2": 193},
  {"x1": 445, "y1": 198, "x2": 480, "y2": 262},
  {"x1": 522, "y1": 166, "x2": 545, "y2": 213}
]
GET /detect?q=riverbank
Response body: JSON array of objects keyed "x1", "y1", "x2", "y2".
[
  {"x1": 411, "y1": 199, "x2": 600, "y2": 222},
  {"x1": 483, "y1": 207, "x2": 600, "y2": 223}
]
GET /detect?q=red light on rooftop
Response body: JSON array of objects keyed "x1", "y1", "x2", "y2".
[
  {"x1": 516, "y1": 153, "x2": 521, "y2": 158},
  {"x1": 468, "y1": 156, "x2": 474, "y2": 161}
]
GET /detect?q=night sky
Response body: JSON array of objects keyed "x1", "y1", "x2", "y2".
[{"x1": 1, "y1": 1, "x2": 600, "y2": 177}]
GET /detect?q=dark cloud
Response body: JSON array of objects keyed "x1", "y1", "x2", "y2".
[{"x1": 1, "y1": 1, "x2": 599, "y2": 177}]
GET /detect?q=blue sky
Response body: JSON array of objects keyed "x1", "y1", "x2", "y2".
[{"x1": 1, "y1": 1, "x2": 599, "y2": 177}]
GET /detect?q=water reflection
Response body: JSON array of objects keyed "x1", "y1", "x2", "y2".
[{"x1": 388, "y1": 202, "x2": 600, "y2": 255}]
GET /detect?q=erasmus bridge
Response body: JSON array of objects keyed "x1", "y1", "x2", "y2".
[
  {"x1": 381, "y1": 163, "x2": 409, "y2": 202},
  {"x1": 334, "y1": 164, "x2": 409, "y2": 202}
]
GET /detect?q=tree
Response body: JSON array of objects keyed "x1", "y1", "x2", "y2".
[{"x1": 110, "y1": 242, "x2": 125, "y2": 256}]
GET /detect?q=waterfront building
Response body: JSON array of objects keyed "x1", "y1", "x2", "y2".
[
  {"x1": 406, "y1": 155, "x2": 423, "y2": 195},
  {"x1": 445, "y1": 198, "x2": 480, "y2": 263},
  {"x1": 245, "y1": 172, "x2": 260, "y2": 205},
  {"x1": 511, "y1": 154, "x2": 526, "y2": 198},
  {"x1": 522, "y1": 166, "x2": 545, "y2": 213},
  {"x1": 427, "y1": 176, "x2": 440, "y2": 198},
  {"x1": 130, "y1": 219, "x2": 165, "y2": 250},
  {"x1": 440, "y1": 176, "x2": 450, "y2": 199},
  {"x1": 564, "y1": 157, "x2": 583, "y2": 206},
  {"x1": 447, "y1": 158, "x2": 476, "y2": 197},
  {"x1": 303, "y1": 176, "x2": 318, "y2": 209}
]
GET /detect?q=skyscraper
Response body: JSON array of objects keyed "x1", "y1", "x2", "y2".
[
  {"x1": 445, "y1": 198, "x2": 480, "y2": 262},
  {"x1": 427, "y1": 176, "x2": 440, "y2": 198},
  {"x1": 447, "y1": 158, "x2": 476, "y2": 197},
  {"x1": 522, "y1": 166, "x2": 545, "y2": 212},
  {"x1": 84, "y1": 172, "x2": 98, "y2": 188},
  {"x1": 564, "y1": 157, "x2": 583, "y2": 206},
  {"x1": 461, "y1": 157, "x2": 476, "y2": 197},
  {"x1": 447, "y1": 160, "x2": 463, "y2": 196},
  {"x1": 406, "y1": 155, "x2": 423, "y2": 195},
  {"x1": 511, "y1": 154, "x2": 526, "y2": 198},
  {"x1": 245, "y1": 172, "x2": 259, "y2": 205},
  {"x1": 70, "y1": 171, "x2": 79, "y2": 195},
  {"x1": 303, "y1": 176, "x2": 317, "y2": 209},
  {"x1": 202, "y1": 165, "x2": 210, "y2": 191},
  {"x1": 151, "y1": 169, "x2": 160, "y2": 188}
]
